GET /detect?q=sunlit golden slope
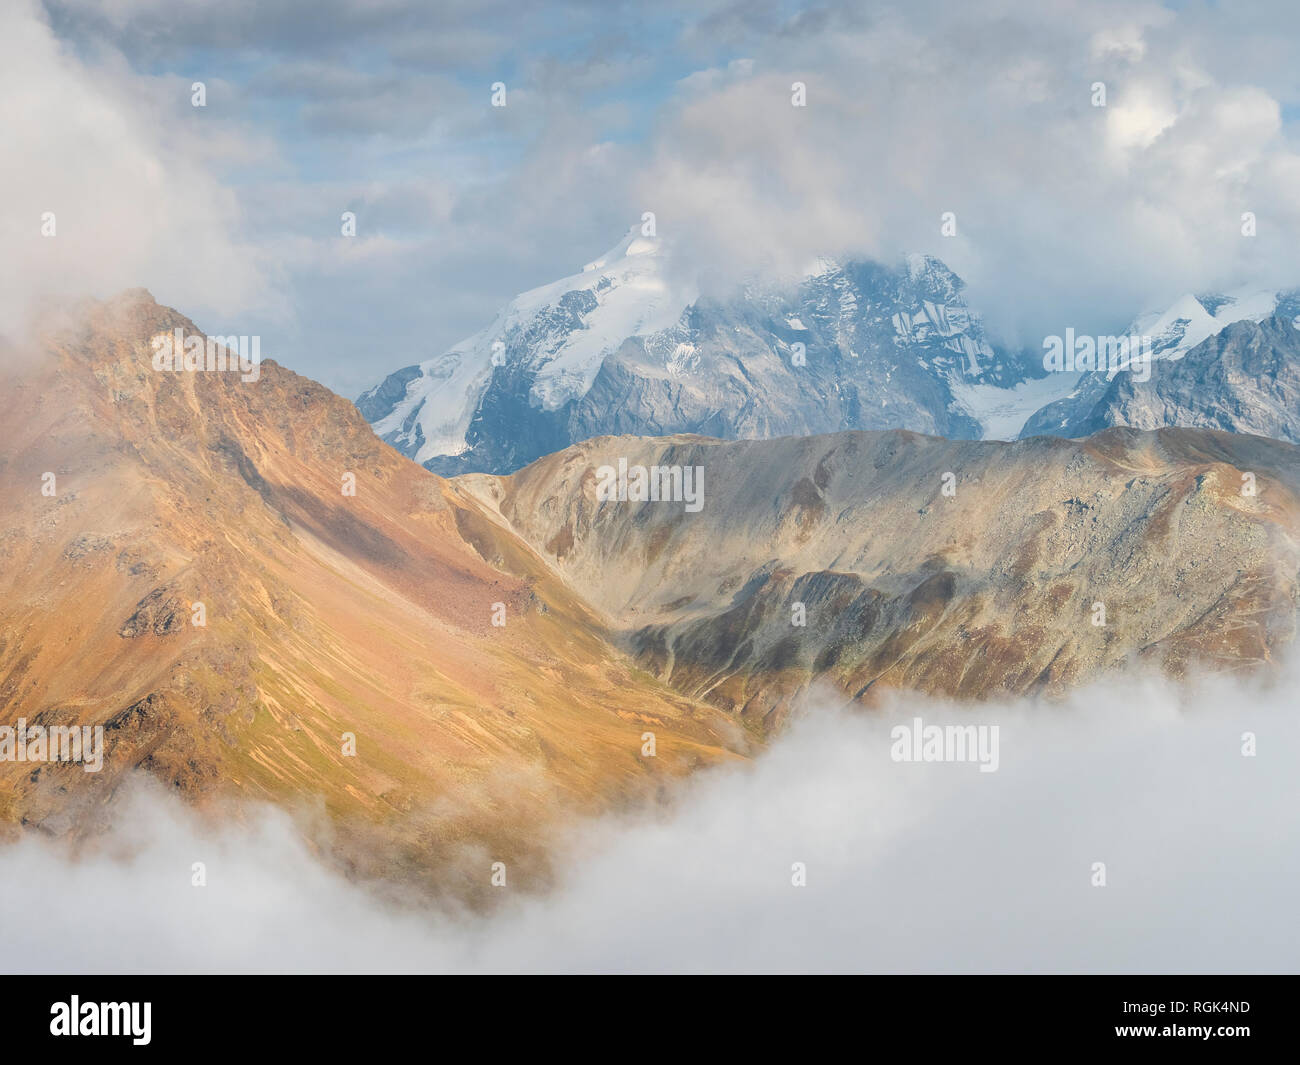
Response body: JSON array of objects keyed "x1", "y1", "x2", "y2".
[{"x1": 0, "y1": 291, "x2": 748, "y2": 894}]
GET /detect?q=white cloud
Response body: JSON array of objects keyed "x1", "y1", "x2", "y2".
[
  {"x1": 0, "y1": 1, "x2": 273, "y2": 340},
  {"x1": 2, "y1": 659, "x2": 1296, "y2": 974},
  {"x1": 11, "y1": 0, "x2": 1300, "y2": 384},
  {"x1": 637, "y1": 0, "x2": 1300, "y2": 345}
]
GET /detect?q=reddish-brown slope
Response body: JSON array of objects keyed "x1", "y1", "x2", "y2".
[{"x1": 0, "y1": 291, "x2": 747, "y2": 894}]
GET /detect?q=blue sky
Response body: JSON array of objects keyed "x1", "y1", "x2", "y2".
[{"x1": 7, "y1": 0, "x2": 1300, "y2": 396}]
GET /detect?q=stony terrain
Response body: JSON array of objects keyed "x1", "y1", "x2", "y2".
[{"x1": 461, "y1": 428, "x2": 1300, "y2": 728}]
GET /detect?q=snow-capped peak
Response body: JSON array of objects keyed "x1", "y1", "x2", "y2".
[
  {"x1": 365, "y1": 227, "x2": 692, "y2": 464},
  {"x1": 802, "y1": 256, "x2": 840, "y2": 279},
  {"x1": 581, "y1": 226, "x2": 660, "y2": 271},
  {"x1": 1131, "y1": 287, "x2": 1283, "y2": 361}
]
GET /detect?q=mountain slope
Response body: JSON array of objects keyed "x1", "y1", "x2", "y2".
[
  {"x1": 1022, "y1": 291, "x2": 1300, "y2": 441},
  {"x1": 359, "y1": 233, "x2": 1037, "y2": 474},
  {"x1": 458, "y1": 428, "x2": 1300, "y2": 727},
  {"x1": 365, "y1": 247, "x2": 1300, "y2": 465},
  {"x1": 0, "y1": 291, "x2": 746, "y2": 894},
  {"x1": 1134, "y1": 288, "x2": 1299, "y2": 362},
  {"x1": 1022, "y1": 315, "x2": 1300, "y2": 443}
]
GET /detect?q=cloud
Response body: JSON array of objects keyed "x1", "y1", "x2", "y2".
[
  {"x1": 18, "y1": 0, "x2": 1300, "y2": 387},
  {"x1": 3, "y1": 659, "x2": 1296, "y2": 974},
  {"x1": 637, "y1": 0, "x2": 1300, "y2": 344},
  {"x1": 0, "y1": 0, "x2": 274, "y2": 340}
]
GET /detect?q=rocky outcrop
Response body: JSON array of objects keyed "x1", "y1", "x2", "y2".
[{"x1": 461, "y1": 427, "x2": 1300, "y2": 728}]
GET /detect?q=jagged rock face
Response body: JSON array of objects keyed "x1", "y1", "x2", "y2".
[
  {"x1": 360, "y1": 235, "x2": 1033, "y2": 475},
  {"x1": 566, "y1": 259, "x2": 1027, "y2": 447},
  {"x1": 460, "y1": 428, "x2": 1300, "y2": 728},
  {"x1": 365, "y1": 246, "x2": 1300, "y2": 464},
  {"x1": 0, "y1": 291, "x2": 745, "y2": 892},
  {"x1": 1022, "y1": 316, "x2": 1300, "y2": 444}
]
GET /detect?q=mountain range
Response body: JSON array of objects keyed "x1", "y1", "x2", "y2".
[
  {"x1": 359, "y1": 232, "x2": 1300, "y2": 472},
  {"x1": 1022, "y1": 309, "x2": 1300, "y2": 442},
  {"x1": 3, "y1": 291, "x2": 1297, "y2": 891}
]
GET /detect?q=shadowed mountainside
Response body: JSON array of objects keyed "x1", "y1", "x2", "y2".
[{"x1": 459, "y1": 428, "x2": 1300, "y2": 728}]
